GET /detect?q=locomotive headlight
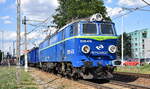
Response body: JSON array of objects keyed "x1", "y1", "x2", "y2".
[
  {"x1": 82, "y1": 45, "x2": 90, "y2": 54},
  {"x1": 108, "y1": 45, "x2": 117, "y2": 53}
]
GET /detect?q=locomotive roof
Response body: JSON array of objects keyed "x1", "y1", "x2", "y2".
[
  {"x1": 58, "y1": 19, "x2": 89, "y2": 32},
  {"x1": 28, "y1": 47, "x2": 39, "y2": 52},
  {"x1": 40, "y1": 19, "x2": 87, "y2": 44},
  {"x1": 39, "y1": 19, "x2": 113, "y2": 45},
  {"x1": 58, "y1": 18, "x2": 113, "y2": 32}
]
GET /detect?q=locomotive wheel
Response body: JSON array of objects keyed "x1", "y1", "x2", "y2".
[
  {"x1": 71, "y1": 68, "x2": 82, "y2": 80},
  {"x1": 72, "y1": 73, "x2": 79, "y2": 80}
]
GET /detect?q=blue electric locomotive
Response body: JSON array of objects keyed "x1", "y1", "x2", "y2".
[{"x1": 39, "y1": 14, "x2": 120, "y2": 79}]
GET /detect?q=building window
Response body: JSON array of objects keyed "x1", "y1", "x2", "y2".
[
  {"x1": 142, "y1": 39, "x2": 144, "y2": 43},
  {"x1": 135, "y1": 33, "x2": 137, "y2": 35},
  {"x1": 132, "y1": 38, "x2": 134, "y2": 41},
  {"x1": 132, "y1": 49, "x2": 134, "y2": 52},
  {"x1": 142, "y1": 45, "x2": 144, "y2": 49},
  {"x1": 135, "y1": 48, "x2": 138, "y2": 51},
  {"x1": 142, "y1": 31, "x2": 147, "y2": 38},
  {"x1": 135, "y1": 43, "x2": 138, "y2": 46}
]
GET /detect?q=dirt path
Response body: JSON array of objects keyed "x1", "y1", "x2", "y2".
[{"x1": 29, "y1": 68, "x2": 96, "y2": 89}]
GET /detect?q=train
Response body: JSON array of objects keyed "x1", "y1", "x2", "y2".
[
  {"x1": 26, "y1": 13, "x2": 121, "y2": 79},
  {"x1": 27, "y1": 47, "x2": 39, "y2": 66}
]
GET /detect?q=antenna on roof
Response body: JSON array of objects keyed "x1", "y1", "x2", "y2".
[{"x1": 90, "y1": 13, "x2": 103, "y2": 21}]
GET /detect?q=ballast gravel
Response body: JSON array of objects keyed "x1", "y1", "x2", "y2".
[{"x1": 29, "y1": 68, "x2": 96, "y2": 89}]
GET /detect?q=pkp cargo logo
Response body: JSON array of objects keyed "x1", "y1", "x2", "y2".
[{"x1": 96, "y1": 45, "x2": 104, "y2": 50}]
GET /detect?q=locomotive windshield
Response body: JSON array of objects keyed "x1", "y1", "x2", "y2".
[
  {"x1": 83, "y1": 23, "x2": 97, "y2": 34},
  {"x1": 101, "y1": 23, "x2": 114, "y2": 35}
]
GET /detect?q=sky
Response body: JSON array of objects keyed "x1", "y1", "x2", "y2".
[{"x1": 0, "y1": 0, "x2": 150, "y2": 54}]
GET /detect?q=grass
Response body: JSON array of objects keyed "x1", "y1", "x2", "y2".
[
  {"x1": 115, "y1": 64, "x2": 150, "y2": 74},
  {"x1": 0, "y1": 66, "x2": 37, "y2": 89}
]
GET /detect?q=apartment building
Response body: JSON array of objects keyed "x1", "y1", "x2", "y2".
[{"x1": 128, "y1": 29, "x2": 150, "y2": 58}]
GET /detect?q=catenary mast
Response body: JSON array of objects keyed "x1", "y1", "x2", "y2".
[{"x1": 16, "y1": 0, "x2": 21, "y2": 65}]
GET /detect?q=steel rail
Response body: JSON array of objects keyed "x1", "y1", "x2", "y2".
[
  {"x1": 79, "y1": 80, "x2": 150, "y2": 89},
  {"x1": 110, "y1": 80, "x2": 150, "y2": 89},
  {"x1": 78, "y1": 80, "x2": 113, "y2": 89},
  {"x1": 114, "y1": 72, "x2": 150, "y2": 79}
]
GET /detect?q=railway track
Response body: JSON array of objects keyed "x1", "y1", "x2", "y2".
[
  {"x1": 114, "y1": 72, "x2": 150, "y2": 79},
  {"x1": 109, "y1": 80, "x2": 150, "y2": 89},
  {"x1": 32, "y1": 67, "x2": 150, "y2": 89},
  {"x1": 78, "y1": 80, "x2": 112, "y2": 89},
  {"x1": 78, "y1": 80, "x2": 150, "y2": 89}
]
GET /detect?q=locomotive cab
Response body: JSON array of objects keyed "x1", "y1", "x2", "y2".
[
  {"x1": 81, "y1": 22, "x2": 116, "y2": 36},
  {"x1": 78, "y1": 21, "x2": 118, "y2": 61}
]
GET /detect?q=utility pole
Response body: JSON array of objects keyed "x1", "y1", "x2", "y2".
[
  {"x1": 13, "y1": 41, "x2": 15, "y2": 57},
  {"x1": 16, "y1": 0, "x2": 21, "y2": 66},
  {"x1": 16, "y1": 0, "x2": 21, "y2": 84},
  {"x1": 23, "y1": 16, "x2": 28, "y2": 71},
  {"x1": 121, "y1": 16, "x2": 124, "y2": 66}
]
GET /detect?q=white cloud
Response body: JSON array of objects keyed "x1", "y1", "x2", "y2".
[
  {"x1": 0, "y1": 31, "x2": 16, "y2": 41},
  {"x1": 0, "y1": 0, "x2": 5, "y2": 3},
  {"x1": 0, "y1": 31, "x2": 16, "y2": 53},
  {"x1": 2, "y1": 42, "x2": 14, "y2": 54},
  {"x1": 0, "y1": 16, "x2": 13, "y2": 24},
  {"x1": 106, "y1": 7, "x2": 126, "y2": 17},
  {"x1": 0, "y1": 30, "x2": 43, "y2": 52},
  {"x1": 0, "y1": 16, "x2": 10, "y2": 20},
  {"x1": 4, "y1": 20, "x2": 12, "y2": 24},
  {"x1": 26, "y1": 27, "x2": 57, "y2": 48},
  {"x1": 0, "y1": 27, "x2": 57, "y2": 53},
  {"x1": 118, "y1": 0, "x2": 147, "y2": 7},
  {"x1": 21, "y1": 0, "x2": 59, "y2": 20},
  {"x1": 106, "y1": 0, "x2": 112, "y2": 3},
  {"x1": 27, "y1": 31, "x2": 41, "y2": 40}
]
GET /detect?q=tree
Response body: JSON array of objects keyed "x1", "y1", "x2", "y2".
[
  {"x1": 117, "y1": 32, "x2": 132, "y2": 59},
  {"x1": 53, "y1": 0, "x2": 110, "y2": 28}
]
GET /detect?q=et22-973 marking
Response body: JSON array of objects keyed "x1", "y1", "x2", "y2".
[{"x1": 80, "y1": 40, "x2": 92, "y2": 43}]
